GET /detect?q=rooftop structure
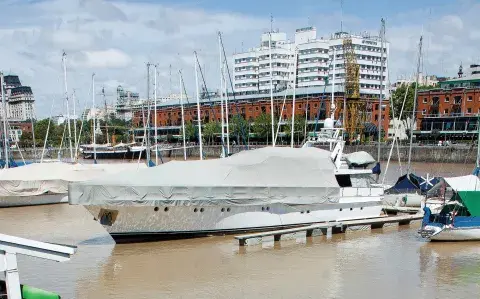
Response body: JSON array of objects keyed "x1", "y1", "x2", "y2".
[
  {"x1": 438, "y1": 64, "x2": 480, "y2": 89},
  {"x1": 0, "y1": 73, "x2": 36, "y2": 121},
  {"x1": 232, "y1": 27, "x2": 389, "y2": 98}
]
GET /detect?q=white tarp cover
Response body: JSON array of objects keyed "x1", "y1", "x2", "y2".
[
  {"x1": 0, "y1": 162, "x2": 147, "y2": 197},
  {"x1": 345, "y1": 151, "x2": 376, "y2": 166},
  {"x1": 444, "y1": 175, "x2": 480, "y2": 191},
  {"x1": 69, "y1": 147, "x2": 341, "y2": 207}
]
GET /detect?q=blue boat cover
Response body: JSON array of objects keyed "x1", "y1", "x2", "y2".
[{"x1": 386, "y1": 173, "x2": 440, "y2": 194}]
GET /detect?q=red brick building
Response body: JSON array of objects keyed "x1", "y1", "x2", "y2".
[
  {"x1": 415, "y1": 87, "x2": 480, "y2": 141},
  {"x1": 133, "y1": 94, "x2": 390, "y2": 138}
]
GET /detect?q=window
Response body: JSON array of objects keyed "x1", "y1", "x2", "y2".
[
  {"x1": 468, "y1": 96, "x2": 473, "y2": 102},
  {"x1": 422, "y1": 109, "x2": 426, "y2": 115},
  {"x1": 444, "y1": 109, "x2": 449, "y2": 115},
  {"x1": 468, "y1": 108, "x2": 472, "y2": 113},
  {"x1": 423, "y1": 98, "x2": 428, "y2": 103},
  {"x1": 445, "y1": 97, "x2": 450, "y2": 103}
]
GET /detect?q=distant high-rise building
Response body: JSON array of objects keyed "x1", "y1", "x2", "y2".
[{"x1": 232, "y1": 27, "x2": 389, "y2": 98}]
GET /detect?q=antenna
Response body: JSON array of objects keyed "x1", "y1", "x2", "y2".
[
  {"x1": 340, "y1": 0, "x2": 344, "y2": 32},
  {"x1": 169, "y1": 64, "x2": 172, "y2": 96},
  {"x1": 270, "y1": 13, "x2": 273, "y2": 33}
]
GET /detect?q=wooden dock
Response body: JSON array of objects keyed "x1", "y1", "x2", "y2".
[
  {"x1": 382, "y1": 206, "x2": 421, "y2": 215},
  {"x1": 234, "y1": 214, "x2": 423, "y2": 246}
]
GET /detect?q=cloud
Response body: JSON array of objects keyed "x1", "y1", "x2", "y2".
[
  {"x1": 78, "y1": 49, "x2": 132, "y2": 69},
  {"x1": 0, "y1": 0, "x2": 479, "y2": 118}
]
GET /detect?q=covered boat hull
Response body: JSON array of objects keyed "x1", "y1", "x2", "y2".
[
  {"x1": 383, "y1": 192, "x2": 424, "y2": 207},
  {"x1": 0, "y1": 194, "x2": 67, "y2": 207},
  {"x1": 84, "y1": 199, "x2": 383, "y2": 242}
]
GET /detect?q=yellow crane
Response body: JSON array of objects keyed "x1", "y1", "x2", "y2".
[{"x1": 342, "y1": 37, "x2": 367, "y2": 143}]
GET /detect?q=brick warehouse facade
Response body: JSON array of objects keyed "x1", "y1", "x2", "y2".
[
  {"x1": 415, "y1": 87, "x2": 480, "y2": 140},
  {"x1": 132, "y1": 92, "x2": 390, "y2": 139}
]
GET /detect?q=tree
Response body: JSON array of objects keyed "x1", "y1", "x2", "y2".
[
  {"x1": 19, "y1": 131, "x2": 33, "y2": 147},
  {"x1": 181, "y1": 121, "x2": 196, "y2": 141},
  {"x1": 230, "y1": 115, "x2": 249, "y2": 144},
  {"x1": 390, "y1": 83, "x2": 430, "y2": 120},
  {"x1": 203, "y1": 121, "x2": 221, "y2": 144},
  {"x1": 252, "y1": 113, "x2": 276, "y2": 141},
  {"x1": 284, "y1": 116, "x2": 307, "y2": 143}
]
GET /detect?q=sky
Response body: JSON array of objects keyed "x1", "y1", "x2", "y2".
[{"x1": 0, "y1": 0, "x2": 479, "y2": 117}]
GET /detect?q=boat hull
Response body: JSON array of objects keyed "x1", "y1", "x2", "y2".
[
  {"x1": 420, "y1": 225, "x2": 480, "y2": 241},
  {"x1": 84, "y1": 199, "x2": 383, "y2": 242},
  {"x1": 0, "y1": 194, "x2": 67, "y2": 208},
  {"x1": 82, "y1": 151, "x2": 143, "y2": 159}
]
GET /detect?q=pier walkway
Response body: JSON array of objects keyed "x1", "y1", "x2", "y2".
[{"x1": 234, "y1": 214, "x2": 423, "y2": 246}]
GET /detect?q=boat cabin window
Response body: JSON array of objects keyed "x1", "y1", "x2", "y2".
[
  {"x1": 336, "y1": 175, "x2": 352, "y2": 187},
  {"x1": 336, "y1": 173, "x2": 372, "y2": 188}
]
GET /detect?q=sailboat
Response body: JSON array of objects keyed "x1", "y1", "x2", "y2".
[
  {"x1": 419, "y1": 175, "x2": 480, "y2": 241},
  {"x1": 418, "y1": 111, "x2": 480, "y2": 241}
]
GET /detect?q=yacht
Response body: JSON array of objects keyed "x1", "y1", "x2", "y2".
[{"x1": 69, "y1": 125, "x2": 384, "y2": 242}]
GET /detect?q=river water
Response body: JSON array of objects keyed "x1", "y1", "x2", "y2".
[{"x1": 0, "y1": 162, "x2": 478, "y2": 299}]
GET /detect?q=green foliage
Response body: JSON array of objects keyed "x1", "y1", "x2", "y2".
[
  {"x1": 252, "y1": 113, "x2": 276, "y2": 140},
  {"x1": 203, "y1": 121, "x2": 221, "y2": 144},
  {"x1": 390, "y1": 83, "x2": 430, "y2": 119},
  {"x1": 21, "y1": 117, "x2": 132, "y2": 147},
  {"x1": 284, "y1": 116, "x2": 307, "y2": 141},
  {"x1": 181, "y1": 121, "x2": 197, "y2": 141},
  {"x1": 230, "y1": 115, "x2": 249, "y2": 144}
]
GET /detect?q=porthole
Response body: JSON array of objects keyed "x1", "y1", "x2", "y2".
[
  {"x1": 221, "y1": 208, "x2": 225, "y2": 212},
  {"x1": 164, "y1": 207, "x2": 169, "y2": 212},
  {"x1": 194, "y1": 208, "x2": 198, "y2": 212},
  {"x1": 154, "y1": 207, "x2": 159, "y2": 212},
  {"x1": 306, "y1": 210, "x2": 310, "y2": 214},
  {"x1": 262, "y1": 207, "x2": 265, "y2": 211},
  {"x1": 340, "y1": 208, "x2": 343, "y2": 212},
  {"x1": 360, "y1": 207, "x2": 363, "y2": 210},
  {"x1": 266, "y1": 207, "x2": 270, "y2": 211},
  {"x1": 227, "y1": 208, "x2": 231, "y2": 212},
  {"x1": 350, "y1": 208, "x2": 353, "y2": 211},
  {"x1": 301, "y1": 211, "x2": 304, "y2": 214},
  {"x1": 200, "y1": 208, "x2": 204, "y2": 213}
]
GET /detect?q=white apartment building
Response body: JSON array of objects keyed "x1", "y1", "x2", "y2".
[{"x1": 233, "y1": 27, "x2": 389, "y2": 98}]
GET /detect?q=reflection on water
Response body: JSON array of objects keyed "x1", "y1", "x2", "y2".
[{"x1": 0, "y1": 162, "x2": 478, "y2": 298}]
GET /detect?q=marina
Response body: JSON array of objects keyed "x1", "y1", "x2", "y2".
[{"x1": 0, "y1": 0, "x2": 479, "y2": 297}]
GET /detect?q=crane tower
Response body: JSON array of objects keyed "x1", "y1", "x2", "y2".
[{"x1": 342, "y1": 37, "x2": 367, "y2": 143}]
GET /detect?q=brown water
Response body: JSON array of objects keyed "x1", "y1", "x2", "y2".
[{"x1": 0, "y1": 162, "x2": 479, "y2": 299}]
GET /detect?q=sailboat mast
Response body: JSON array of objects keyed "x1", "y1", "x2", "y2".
[
  {"x1": 269, "y1": 32, "x2": 275, "y2": 147},
  {"x1": 290, "y1": 48, "x2": 298, "y2": 148},
  {"x1": 62, "y1": 52, "x2": 74, "y2": 162},
  {"x1": 0, "y1": 73, "x2": 8, "y2": 169},
  {"x1": 194, "y1": 52, "x2": 204, "y2": 160},
  {"x1": 377, "y1": 19, "x2": 386, "y2": 163},
  {"x1": 331, "y1": 48, "x2": 336, "y2": 120},
  {"x1": 92, "y1": 73, "x2": 97, "y2": 162},
  {"x1": 476, "y1": 115, "x2": 480, "y2": 170},
  {"x1": 145, "y1": 63, "x2": 151, "y2": 164},
  {"x1": 154, "y1": 64, "x2": 158, "y2": 165},
  {"x1": 218, "y1": 32, "x2": 231, "y2": 155},
  {"x1": 218, "y1": 32, "x2": 226, "y2": 158},
  {"x1": 102, "y1": 87, "x2": 109, "y2": 144},
  {"x1": 179, "y1": 71, "x2": 187, "y2": 161},
  {"x1": 72, "y1": 89, "x2": 77, "y2": 159},
  {"x1": 407, "y1": 36, "x2": 423, "y2": 173}
]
